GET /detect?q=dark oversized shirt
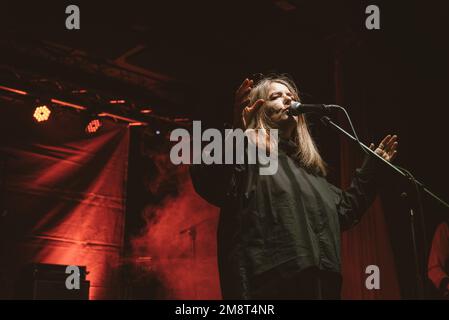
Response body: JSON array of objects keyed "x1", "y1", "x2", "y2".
[{"x1": 190, "y1": 138, "x2": 378, "y2": 299}]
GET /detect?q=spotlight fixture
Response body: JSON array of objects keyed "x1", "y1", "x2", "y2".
[
  {"x1": 33, "y1": 105, "x2": 51, "y2": 122},
  {"x1": 86, "y1": 119, "x2": 102, "y2": 134},
  {"x1": 109, "y1": 100, "x2": 126, "y2": 104},
  {"x1": 0, "y1": 85, "x2": 28, "y2": 96}
]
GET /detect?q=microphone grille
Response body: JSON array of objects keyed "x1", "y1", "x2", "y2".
[{"x1": 290, "y1": 101, "x2": 301, "y2": 108}]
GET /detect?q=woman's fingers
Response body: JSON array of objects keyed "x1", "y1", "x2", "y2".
[
  {"x1": 242, "y1": 99, "x2": 264, "y2": 127},
  {"x1": 236, "y1": 86, "x2": 252, "y2": 102},
  {"x1": 384, "y1": 136, "x2": 398, "y2": 161},
  {"x1": 390, "y1": 141, "x2": 398, "y2": 151},
  {"x1": 235, "y1": 78, "x2": 249, "y2": 97},
  {"x1": 233, "y1": 78, "x2": 257, "y2": 129},
  {"x1": 389, "y1": 150, "x2": 398, "y2": 162},
  {"x1": 235, "y1": 79, "x2": 253, "y2": 101},
  {"x1": 248, "y1": 99, "x2": 265, "y2": 112},
  {"x1": 387, "y1": 141, "x2": 398, "y2": 156},
  {"x1": 243, "y1": 99, "x2": 264, "y2": 116},
  {"x1": 385, "y1": 135, "x2": 398, "y2": 150},
  {"x1": 371, "y1": 136, "x2": 399, "y2": 162},
  {"x1": 379, "y1": 134, "x2": 391, "y2": 148},
  {"x1": 236, "y1": 78, "x2": 249, "y2": 92}
]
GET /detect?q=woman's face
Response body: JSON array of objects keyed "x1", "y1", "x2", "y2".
[{"x1": 264, "y1": 81, "x2": 298, "y2": 131}]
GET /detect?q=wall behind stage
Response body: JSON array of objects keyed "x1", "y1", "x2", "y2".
[{"x1": 0, "y1": 100, "x2": 129, "y2": 299}]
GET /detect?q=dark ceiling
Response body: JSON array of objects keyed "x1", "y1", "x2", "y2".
[
  {"x1": 1, "y1": 1, "x2": 449, "y2": 142},
  {"x1": 2, "y1": 0, "x2": 429, "y2": 121}
]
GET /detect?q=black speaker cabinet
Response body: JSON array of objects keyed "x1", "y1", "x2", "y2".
[{"x1": 16, "y1": 263, "x2": 90, "y2": 300}]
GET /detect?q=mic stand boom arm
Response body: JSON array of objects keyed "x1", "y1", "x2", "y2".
[
  {"x1": 321, "y1": 115, "x2": 449, "y2": 299},
  {"x1": 320, "y1": 116, "x2": 449, "y2": 209}
]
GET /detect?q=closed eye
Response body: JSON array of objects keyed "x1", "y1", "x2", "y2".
[{"x1": 269, "y1": 92, "x2": 293, "y2": 100}]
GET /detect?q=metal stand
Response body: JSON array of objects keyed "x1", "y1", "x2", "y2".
[
  {"x1": 321, "y1": 115, "x2": 449, "y2": 299},
  {"x1": 179, "y1": 218, "x2": 213, "y2": 299}
]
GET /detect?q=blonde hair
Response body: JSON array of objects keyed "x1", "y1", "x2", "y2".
[{"x1": 247, "y1": 74, "x2": 327, "y2": 176}]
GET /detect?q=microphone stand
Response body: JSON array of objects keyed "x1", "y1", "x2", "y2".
[
  {"x1": 179, "y1": 218, "x2": 213, "y2": 299},
  {"x1": 321, "y1": 115, "x2": 449, "y2": 299},
  {"x1": 180, "y1": 225, "x2": 198, "y2": 299}
]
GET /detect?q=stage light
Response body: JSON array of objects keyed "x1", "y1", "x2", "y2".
[
  {"x1": 156, "y1": 130, "x2": 161, "y2": 135},
  {"x1": 98, "y1": 112, "x2": 148, "y2": 126},
  {"x1": 71, "y1": 89, "x2": 88, "y2": 94},
  {"x1": 109, "y1": 99, "x2": 126, "y2": 104},
  {"x1": 51, "y1": 98, "x2": 87, "y2": 110},
  {"x1": 86, "y1": 119, "x2": 102, "y2": 133},
  {"x1": 33, "y1": 105, "x2": 51, "y2": 122},
  {"x1": 0, "y1": 85, "x2": 28, "y2": 96}
]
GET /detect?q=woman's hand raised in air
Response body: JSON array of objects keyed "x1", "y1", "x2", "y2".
[{"x1": 233, "y1": 78, "x2": 265, "y2": 129}]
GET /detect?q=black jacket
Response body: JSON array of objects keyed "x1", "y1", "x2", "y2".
[{"x1": 190, "y1": 138, "x2": 378, "y2": 299}]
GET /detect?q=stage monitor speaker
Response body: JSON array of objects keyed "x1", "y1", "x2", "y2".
[{"x1": 15, "y1": 263, "x2": 90, "y2": 300}]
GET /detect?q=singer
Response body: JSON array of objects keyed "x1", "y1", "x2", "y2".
[{"x1": 190, "y1": 74, "x2": 398, "y2": 299}]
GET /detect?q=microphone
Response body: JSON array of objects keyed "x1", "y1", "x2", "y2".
[{"x1": 287, "y1": 102, "x2": 339, "y2": 116}]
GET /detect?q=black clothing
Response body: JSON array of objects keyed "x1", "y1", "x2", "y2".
[
  {"x1": 190, "y1": 138, "x2": 378, "y2": 299},
  {"x1": 250, "y1": 266, "x2": 342, "y2": 300}
]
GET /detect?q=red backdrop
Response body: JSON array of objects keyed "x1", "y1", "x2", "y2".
[
  {"x1": 0, "y1": 104, "x2": 129, "y2": 299},
  {"x1": 334, "y1": 56, "x2": 401, "y2": 299}
]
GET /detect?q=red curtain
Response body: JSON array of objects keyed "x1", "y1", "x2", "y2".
[
  {"x1": 334, "y1": 56, "x2": 401, "y2": 299},
  {"x1": 0, "y1": 104, "x2": 129, "y2": 299}
]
